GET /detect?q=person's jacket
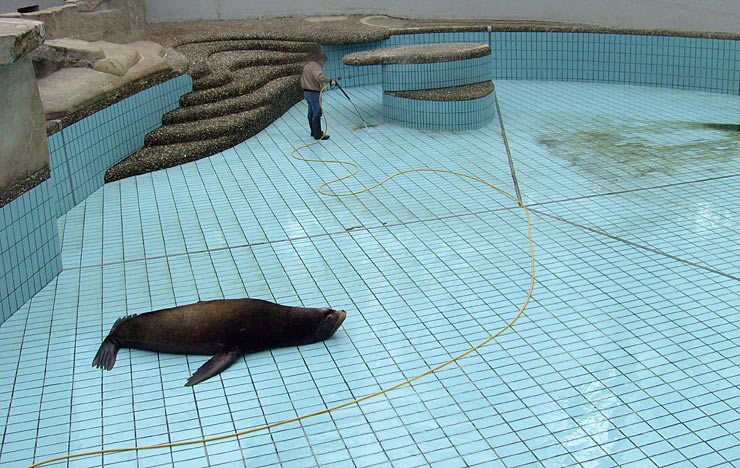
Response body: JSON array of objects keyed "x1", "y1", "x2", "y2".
[{"x1": 301, "y1": 61, "x2": 330, "y2": 91}]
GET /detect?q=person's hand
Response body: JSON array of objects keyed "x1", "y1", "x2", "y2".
[{"x1": 330, "y1": 79, "x2": 337, "y2": 87}]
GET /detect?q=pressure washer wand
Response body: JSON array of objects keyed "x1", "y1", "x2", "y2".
[{"x1": 334, "y1": 81, "x2": 369, "y2": 130}]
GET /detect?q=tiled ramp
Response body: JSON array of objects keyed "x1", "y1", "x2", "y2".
[{"x1": 1, "y1": 82, "x2": 739, "y2": 468}]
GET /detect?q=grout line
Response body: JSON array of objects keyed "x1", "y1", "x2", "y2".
[
  {"x1": 60, "y1": 204, "x2": 517, "y2": 270},
  {"x1": 528, "y1": 173, "x2": 740, "y2": 208},
  {"x1": 532, "y1": 208, "x2": 740, "y2": 282},
  {"x1": 61, "y1": 170, "x2": 740, "y2": 273},
  {"x1": 59, "y1": 128, "x2": 77, "y2": 207}
]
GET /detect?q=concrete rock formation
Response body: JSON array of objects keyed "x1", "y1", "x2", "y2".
[
  {"x1": 30, "y1": 38, "x2": 104, "y2": 76},
  {"x1": 91, "y1": 41, "x2": 142, "y2": 76},
  {"x1": 0, "y1": 17, "x2": 46, "y2": 64},
  {"x1": 0, "y1": 18, "x2": 49, "y2": 196},
  {"x1": 0, "y1": 0, "x2": 145, "y2": 42},
  {"x1": 36, "y1": 39, "x2": 173, "y2": 120}
]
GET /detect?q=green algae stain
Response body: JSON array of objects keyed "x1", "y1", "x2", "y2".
[
  {"x1": 537, "y1": 119, "x2": 740, "y2": 178},
  {"x1": 353, "y1": 122, "x2": 381, "y2": 131}
]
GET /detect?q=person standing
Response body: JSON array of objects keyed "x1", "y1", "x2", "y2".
[{"x1": 301, "y1": 52, "x2": 336, "y2": 140}]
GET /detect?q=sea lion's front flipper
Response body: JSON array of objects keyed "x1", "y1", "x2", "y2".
[{"x1": 185, "y1": 350, "x2": 242, "y2": 387}]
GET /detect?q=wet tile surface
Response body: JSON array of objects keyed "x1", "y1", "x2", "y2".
[{"x1": 1, "y1": 81, "x2": 739, "y2": 467}]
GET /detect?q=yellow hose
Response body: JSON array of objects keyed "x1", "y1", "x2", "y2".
[{"x1": 28, "y1": 85, "x2": 534, "y2": 468}]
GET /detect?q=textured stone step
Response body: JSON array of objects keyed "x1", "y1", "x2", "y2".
[
  {"x1": 192, "y1": 49, "x2": 306, "y2": 92},
  {"x1": 210, "y1": 49, "x2": 307, "y2": 70},
  {"x1": 105, "y1": 134, "x2": 243, "y2": 182},
  {"x1": 176, "y1": 39, "x2": 317, "y2": 59},
  {"x1": 181, "y1": 63, "x2": 303, "y2": 106},
  {"x1": 192, "y1": 71, "x2": 232, "y2": 91},
  {"x1": 146, "y1": 81, "x2": 303, "y2": 145},
  {"x1": 146, "y1": 106, "x2": 269, "y2": 145},
  {"x1": 163, "y1": 75, "x2": 300, "y2": 124},
  {"x1": 106, "y1": 83, "x2": 303, "y2": 182}
]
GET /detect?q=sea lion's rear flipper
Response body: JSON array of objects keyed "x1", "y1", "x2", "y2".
[
  {"x1": 185, "y1": 350, "x2": 242, "y2": 387},
  {"x1": 92, "y1": 338, "x2": 119, "y2": 370},
  {"x1": 92, "y1": 315, "x2": 138, "y2": 371}
]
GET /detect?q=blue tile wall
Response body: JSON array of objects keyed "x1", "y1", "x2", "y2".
[
  {"x1": 0, "y1": 75, "x2": 192, "y2": 326},
  {"x1": 322, "y1": 41, "x2": 385, "y2": 88},
  {"x1": 383, "y1": 92, "x2": 496, "y2": 131},
  {"x1": 490, "y1": 32, "x2": 740, "y2": 93},
  {"x1": 0, "y1": 179, "x2": 61, "y2": 325},
  {"x1": 54, "y1": 75, "x2": 193, "y2": 213},
  {"x1": 325, "y1": 31, "x2": 740, "y2": 95},
  {"x1": 47, "y1": 131, "x2": 74, "y2": 217},
  {"x1": 383, "y1": 55, "x2": 492, "y2": 91}
]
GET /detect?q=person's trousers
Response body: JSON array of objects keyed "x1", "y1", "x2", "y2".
[{"x1": 304, "y1": 90, "x2": 322, "y2": 138}]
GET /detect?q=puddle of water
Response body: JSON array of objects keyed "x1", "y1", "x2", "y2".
[{"x1": 537, "y1": 118, "x2": 740, "y2": 178}]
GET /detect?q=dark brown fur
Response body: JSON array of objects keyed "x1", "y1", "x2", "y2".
[{"x1": 92, "y1": 298, "x2": 346, "y2": 385}]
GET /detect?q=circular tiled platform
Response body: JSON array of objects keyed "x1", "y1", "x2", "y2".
[
  {"x1": 383, "y1": 82, "x2": 495, "y2": 131},
  {"x1": 344, "y1": 43, "x2": 495, "y2": 131}
]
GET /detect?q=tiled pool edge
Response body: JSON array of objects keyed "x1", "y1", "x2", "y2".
[
  {"x1": 324, "y1": 31, "x2": 740, "y2": 95},
  {"x1": 0, "y1": 75, "x2": 192, "y2": 325}
]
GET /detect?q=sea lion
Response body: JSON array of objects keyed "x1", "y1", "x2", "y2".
[{"x1": 92, "y1": 298, "x2": 347, "y2": 386}]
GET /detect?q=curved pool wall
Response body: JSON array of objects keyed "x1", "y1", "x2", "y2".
[
  {"x1": 2, "y1": 29, "x2": 740, "y2": 325},
  {"x1": 0, "y1": 75, "x2": 192, "y2": 325},
  {"x1": 323, "y1": 31, "x2": 740, "y2": 94},
  {"x1": 383, "y1": 92, "x2": 495, "y2": 131},
  {"x1": 382, "y1": 55, "x2": 492, "y2": 91}
]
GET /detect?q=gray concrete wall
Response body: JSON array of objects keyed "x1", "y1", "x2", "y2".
[
  {"x1": 0, "y1": 1, "x2": 65, "y2": 15},
  {"x1": 146, "y1": 0, "x2": 740, "y2": 34},
  {"x1": 0, "y1": 55, "x2": 49, "y2": 191},
  {"x1": 1, "y1": 0, "x2": 147, "y2": 41}
]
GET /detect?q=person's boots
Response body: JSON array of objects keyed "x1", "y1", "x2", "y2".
[{"x1": 312, "y1": 119, "x2": 329, "y2": 140}]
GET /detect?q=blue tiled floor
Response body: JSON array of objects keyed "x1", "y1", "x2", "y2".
[{"x1": 2, "y1": 81, "x2": 739, "y2": 468}]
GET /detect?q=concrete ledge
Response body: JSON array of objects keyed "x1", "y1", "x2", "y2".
[
  {"x1": 343, "y1": 42, "x2": 491, "y2": 65},
  {"x1": 0, "y1": 18, "x2": 45, "y2": 64}
]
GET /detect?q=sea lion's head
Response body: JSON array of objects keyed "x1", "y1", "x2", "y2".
[{"x1": 311, "y1": 307, "x2": 347, "y2": 343}]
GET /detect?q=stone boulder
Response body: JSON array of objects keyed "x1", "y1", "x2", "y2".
[
  {"x1": 90, "y1": 41, "x2": 141, "y2": 76},
  {"x1": 36, "y1": 39, "x2": 174, "y2": 120},
  {"x1": 0, "y1": 18, "x2": 46, "y2": 65},
  {"x1": 30, "y1": 38, "x2": 105, "y2": 77},
  {"x1": 38, "y1": 67, "x2": 120, "y2": 119},
  {"x1": 0, "y1": 18, "x2": 49, "y2": 193}
]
